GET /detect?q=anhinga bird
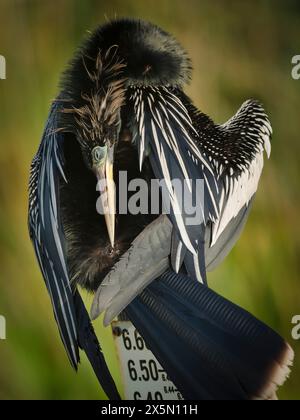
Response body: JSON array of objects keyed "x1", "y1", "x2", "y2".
[{"x1": 29, "y1": 18, "x2": 294, "y2": 400}]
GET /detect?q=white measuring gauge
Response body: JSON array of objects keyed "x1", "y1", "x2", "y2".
[{"x1": 112, "y1": 321, "x2": 183, "y2": 400}]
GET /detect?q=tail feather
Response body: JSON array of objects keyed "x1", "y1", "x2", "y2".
[
  {"x1": 126, "y1": 286, "x2": 247, "y2": 400},
  {"x1": 74, "y1": 291, "x2": 121, "y2": 400},
  {"x1": 125, "y1": 271, "x2": 293, "y2": 400}
]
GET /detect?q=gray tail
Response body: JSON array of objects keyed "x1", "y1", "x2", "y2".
[{"x1": 125, "y1": 271, "x2": 293, "y2": 400}]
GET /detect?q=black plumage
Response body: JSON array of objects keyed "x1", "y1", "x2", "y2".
[{"x1": 29, "y1": 18, "x2": 293, "y2": 400}]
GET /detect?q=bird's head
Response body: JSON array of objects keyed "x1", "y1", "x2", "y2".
[
  {"x1": 59, "y1": 47, "x2": 127, "y2": 247},
  {"x1": 58, "y1": 18, "x2": 192, "y2": 247}
]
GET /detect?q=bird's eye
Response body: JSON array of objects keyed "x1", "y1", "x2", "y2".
[{"x1": 92, "y1": 146, "x2": 107, "y2": 165}]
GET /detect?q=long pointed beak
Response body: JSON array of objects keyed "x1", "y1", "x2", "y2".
[{"x1": 94, "y1": 151, "x2": 115, "y2": 248}]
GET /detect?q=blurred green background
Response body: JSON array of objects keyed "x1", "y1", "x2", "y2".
[{"x1": 0, "y1": 0, "x2": 299, "y2": 400}]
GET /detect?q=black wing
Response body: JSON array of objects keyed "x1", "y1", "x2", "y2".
[
  {"x1": 189, "y1": 98, "x2": 272, "y2": 270},
  {"x1": 29, "y1": 101, "x2": 79, "y2": 368},
  {"x1": 28, "y1": 101, "x2": 120, "y2": 399},
  {"x1": 130, "y1": 87, "x2": 272, "y2": 282}
]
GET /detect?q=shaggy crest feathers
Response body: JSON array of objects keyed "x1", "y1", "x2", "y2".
[
  {"x1": 58, "y1": 47, "x2": 126, "y2": 143},
  {"x1": 61, "y1": 18, "x2": 192, "y2": 92},
  {"x1": 58, "y1": 19, "x2": 191, "y2": 146}
]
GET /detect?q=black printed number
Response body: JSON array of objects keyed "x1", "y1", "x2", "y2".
[
  {"x1": 122, "y1": 329, "x2": 132, "y2": 350},
  {"x1": 128, "y1": 359, "x2": 159, "y2": 382},
  {"x1": 122, "y1": 328, "x2": 145, "y2": 351}
]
